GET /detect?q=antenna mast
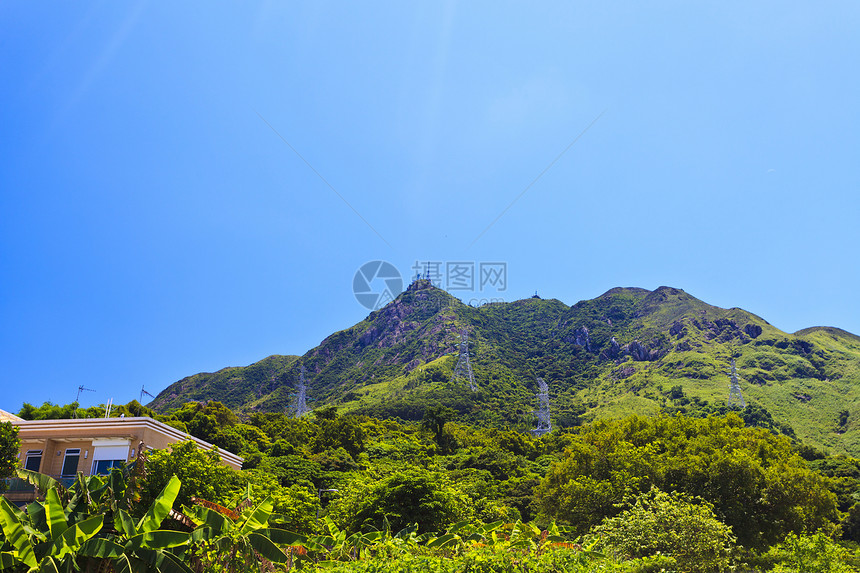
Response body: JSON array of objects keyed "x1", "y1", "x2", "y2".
[
  {"x1": 74, "y1": 385, "x2": 96, "y2": 418},
  {"x1": 531, "y1": 377, "x2": 552, "y2": 436},
  {"x1": 451, "y1": 329, "x2": 477, "y2": 391},
  {"x1": 140, "y1": 385, "x2": 155, "y2": 404},
  {"x1": 293, "y1": 365, "x2": 310, "y2": 417}
]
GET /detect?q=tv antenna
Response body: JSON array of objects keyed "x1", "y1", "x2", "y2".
[
  {"x1": 74, "y1": 385, "x2": 96, "y2": 418},
  {"x1": 140, "y1": 385, "x2": 155, "y2": 404},
  {"x1": 531, "y1": 377, "x2": 552, "y2": 437},
  {"x1": 451, "y1": 329, "x2": 477, "y2": 391}
]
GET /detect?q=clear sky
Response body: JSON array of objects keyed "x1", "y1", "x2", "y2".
[{"x1": 2, "y1": 2, "x2": 858, "y2": 413}]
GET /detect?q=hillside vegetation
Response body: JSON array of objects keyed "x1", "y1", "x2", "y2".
[
  {"x1": 149, "y1": 281, "x2": 860, "y2": 456},
  {"x1": 11, "y1": 399, "x2": 860, "y2": 571}
]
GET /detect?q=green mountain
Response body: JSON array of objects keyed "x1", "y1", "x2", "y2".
[{"x1": 148, "y1": 281, "x2": 860, "y2": 455}]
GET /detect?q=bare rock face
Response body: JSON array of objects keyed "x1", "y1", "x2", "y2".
[
  {"x1": 627, "y1": 340, "x2": 649, "y2": 361},
  {"x1": 744, "y1": 324, "x2": 763, "y2": 338},
  {"x1": 601, "y1": 337, "x2": 622, "y2": 360},
  {"x1": 611, "y1": 365, "x2": 636, "y2": 380},
  {"x1": 359, "y1": 326, "x2": 380, "y2": 347},
  {"x1": 567, "y1": 326, "x2": 593, "y2": 351},
  {"x1": 626, "y1": 340, "x2": 665, "y2": 361},
  {"x1": 669, "y1": 321, "x2": 687, "y2": 339}
]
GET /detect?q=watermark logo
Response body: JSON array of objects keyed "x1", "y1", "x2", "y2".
[
  {"x1": 411, "y1": 260, "x2": 507, "y2": 292},
  {"x1": 353, "y1": 260, "x2": 403, "y2": 310},
  {"x1": 353, "y1": 260, "x2": 508, "y2": 310}
]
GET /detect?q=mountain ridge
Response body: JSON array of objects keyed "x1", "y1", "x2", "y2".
[{"x1": 148, "y1": 282, "x2": 860, "y2": 455}]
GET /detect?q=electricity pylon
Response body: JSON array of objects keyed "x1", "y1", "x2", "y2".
[
  {"x1": 293, "y1": 365, "x2": 310, "y2": 417},
  {"x1": 726, "y1": 355, "x2": 746, "y2": 409},
  {"x1": 452, "y1": 329, "x2": 477, "y2": 391},
  {"x1": 531, "y1": 377, "x2": 551, "y2": 437}
]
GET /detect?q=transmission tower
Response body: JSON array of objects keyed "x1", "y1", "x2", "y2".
[
  {"x1": 726, "y1": 356, "x2": 746, "y2": 409},
  {"x1": 293, "y1": 365, "x2": 310, "y2": 417},
  {"x1": 451, "y1": 329, "x2": 477, "y2": 391},
  {"x1": 531, "y1": 377, "x2": 552, "y2": 437}
]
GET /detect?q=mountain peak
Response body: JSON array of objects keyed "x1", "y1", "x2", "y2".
[{"x1": 597, "y1": 286, "x2": 652, "y2": 299}]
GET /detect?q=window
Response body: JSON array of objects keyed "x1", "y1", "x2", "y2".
[
  {"x1": 91, "y1": 440, "x2": 131, "y2": 474},
  {"x1": 92, "y1": 459, "x2": 124, "y2": 475},
  {"x1": 61, "y1": 448, "x2": 80, "y2": 477},
  {"x1": 24, "y1": 450, "x2": 42, "y2": 472}
]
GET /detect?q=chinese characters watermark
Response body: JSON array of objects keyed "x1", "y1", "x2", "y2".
[
  {"x1": 411, "y1": 260, "x2": 507, "y2": 293},
  {"x1": 353, "y1": 260, "x2": 509, "y2": 311}
]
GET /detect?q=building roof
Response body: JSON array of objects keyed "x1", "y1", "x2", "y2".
[
  {"x1": 12, "y1": 416, "x2": 243, "y2": 469},
  {"x1": 0, "y1": 409, "x2": 23, "y2": 423}
]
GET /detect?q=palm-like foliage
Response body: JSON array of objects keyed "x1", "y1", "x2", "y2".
[
  {"x1": 0, "y1": 470, "x2": 192, "y2": 573},
  {"x1": 182, "y1": 488, "x2": 305, "y2": 572}
]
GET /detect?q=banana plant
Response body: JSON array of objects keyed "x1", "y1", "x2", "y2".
[
  {"x1": 360, "y1": 521, "x2": 426, "y2": 560},
  {"x1": 14, "y1": 469, "x2": 64, "y2": 506},
  {"x1": 183, "y1": 493, "x2": 305, "y2": 573},
  {"x1": 425, "y1": 520, "x2": 505, "y2": 553},
  {"x1": 0, "y1": 473, "x2": 192, "y2": 573},
  {"x1": 0, "y1": 488, "x2": 104, "y2": 572},
  {"x1": 96, "y1": 475, "x2": 193, "y2": 573},
  {"x1": 305, "y1": 516, "x2": 388, "y2": 562}
]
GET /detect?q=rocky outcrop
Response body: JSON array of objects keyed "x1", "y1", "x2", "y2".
[
  {"x1": 627, "y1": 341, "x2": 648, "y2": 361},
  {"x1": 692, "y1": 316, "x2": 744, "y2": 342},
  {"x1": 566, "y1": 326, "x2": 593, "y2": 351},
  {"x1": 793, "y1": 339, "x2": 814, "y2": 354},
  {"x1": 610, "y1": 365, "x2": 636, "y2": 380},
  {"x1": 601, "y1": 337, "x2": 622, "y2": 360},
  {"x1": 744, "y1": 324, "x2": 763, "y2": 338},
  {"x1": 626, "y1": 340, "x2": 664, "y2": 361}
]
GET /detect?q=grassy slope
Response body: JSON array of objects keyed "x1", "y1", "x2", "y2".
[{"x1": 149, "y1": 354, "x2": 301, "y2": 411}]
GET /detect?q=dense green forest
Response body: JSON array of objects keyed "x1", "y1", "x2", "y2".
[{"x1": 5, "y1": 399, "x2": 860, "y2": 571}]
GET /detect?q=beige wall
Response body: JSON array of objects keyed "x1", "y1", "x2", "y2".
[
  {"x1": 19, "y1": 436, "x2": 143, "y2": 476},
  {"x1": 14, "y1": 417, "x2": 242, "y2": 473}
]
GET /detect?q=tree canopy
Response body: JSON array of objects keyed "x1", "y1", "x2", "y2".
[
  {"x1": 536, "y1": 413, "x2": 837, "y2": 548},
  {"x1": 0, "y1": 422, "x2": 19, "y2": 481}
]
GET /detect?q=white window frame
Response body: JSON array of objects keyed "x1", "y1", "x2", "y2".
[
  {"x1": 24, "y1": 450, "x2": 43, "y2": 472},
  {"x1": 61, "y1": 448, "x2": 81, "y2": 477}
]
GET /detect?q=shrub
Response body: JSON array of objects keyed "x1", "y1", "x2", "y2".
[
  {"x1": 331, "y1": 468, "x2": 472, "y2": 534},
  {"x1": 592, "y1": 487, "x2": 736, "y2": 573},
  {"x1": 766, "y1": 532, "x2": 853, "y2": 573}
]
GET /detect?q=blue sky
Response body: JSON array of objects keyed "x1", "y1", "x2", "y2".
[{"x1": 2, "y1": 2, "x2": 858, "y2": 413}]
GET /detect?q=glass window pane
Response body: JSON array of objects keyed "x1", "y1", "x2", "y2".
[
  {"x1": 25, "y1": 453, "x2": 42, "y2": 472},
  {"x1": 92, "y1": 459, "x2": 124, "y2": 475},
  {"x1": 61, "y1": 449, "x2": 80, "y2": 477}
]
